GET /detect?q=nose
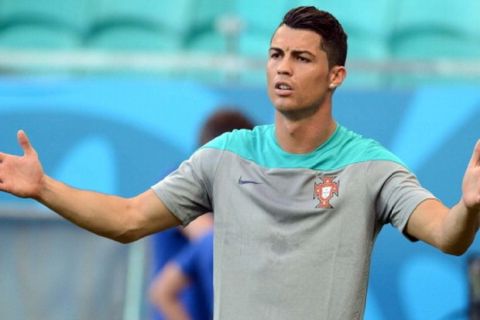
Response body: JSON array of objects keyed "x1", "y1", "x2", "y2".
[{"x1": 276, "y1": 56, "x2": 292, "y2": 76}]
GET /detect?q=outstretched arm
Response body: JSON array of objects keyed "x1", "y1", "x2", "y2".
[
  {"x1": 406, "y1": 140, "x2": 480, "y2": 255},
  {"x1": 0, "y1": 130, "x2": 181, "y2": 243}
]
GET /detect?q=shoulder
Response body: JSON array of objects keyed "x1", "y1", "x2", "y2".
[{"x1": 331, "y1": 125, "x2": 407, "y2": 170}]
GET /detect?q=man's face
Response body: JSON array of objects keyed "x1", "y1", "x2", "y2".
[{"x1": 267, "y1": 25, "x2": 333, "y2": 117}]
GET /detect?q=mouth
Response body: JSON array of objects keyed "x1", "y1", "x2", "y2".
[{"x1": 274, "y1": 81, "x2": 293, "y2": 96}]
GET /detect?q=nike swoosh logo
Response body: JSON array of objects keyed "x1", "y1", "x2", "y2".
[{"x1": 238, "y1": 177, "x2": 261, "y2": 185}]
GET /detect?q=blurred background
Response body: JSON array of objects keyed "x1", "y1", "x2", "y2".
[{"x1": 0, "y1": 0, "x2": 479, "y2": 319}]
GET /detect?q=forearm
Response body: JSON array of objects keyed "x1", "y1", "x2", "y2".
[
  {"x1": 407, "y1": 199, "x2": 479, "y2": 255},
  {"x1": 155, "y1": 295, "x2": 191, "y2": 320},
  {"x1": 36, "y1": 175, "x2": 140, "y2": 243},
  {"x1": 149, "y1": 264, "x2": 191, "y2": 320},
  {"x1": 439, "y1": 201, "x2": 479, "y2": 255}
]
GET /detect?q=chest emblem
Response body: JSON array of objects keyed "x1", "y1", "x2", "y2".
[{"x1": 313, "y1": 176, "x2": 339, "y2": 208}]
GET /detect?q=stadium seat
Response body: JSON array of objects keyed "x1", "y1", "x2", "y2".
[
  {"x1": 183, "y1": 0, "x2": 233, "y2": 54},
  {"x1": 343, "y1": 36, "x2": 390, "y2": 88},
  {"x1": 391, "y1": 32, "x2": 480, "y2": 60},
  {"x1": 389, "y1": 0, "x2": 480, "y2": 86},
  {"x1": 392, "y1": 0, "x2": 479, "y2": 36},
  {"x1": 391, "y1": 0, "x2": 480, "y2": 59},
  {"x1": 90, "y1": 0, "x2": 193, "y2": 33},
  {"x1": 185, "y1": 30, "x2": 227, "y2": 54},
  {"x1": 84, "y1": 20, "x2": 182, "y2": 52},
  {"x1": 0, "y1": 0, "x2": 91, "y2": 32},
  {"x1": 235, "y1": 1, "x2": 294, "y2": 58},
  {"x1": 0, "y1": 0, "x2": 87, "y2": 50},
  {"x1": 388, "y1": 34, "x2": 480, "y2": 87},
  {"x1": 0, "y1": 17, "x2": 81, "y2": 50},
  {"x1": 314, "y1": 0, "x2": 394, "y2": 57},
  {"x1": 310, "y1": 0, "x2": 394, "y2": 36},
  {"x1": 300, "y1": 1, "x2": 394, "y2": 87},
  {"x1": 84, "y1": 0, "x2": 193, "y2": 52},
  {"x1": 180, "y1": 0, "x2": 239, "y2": 84}
]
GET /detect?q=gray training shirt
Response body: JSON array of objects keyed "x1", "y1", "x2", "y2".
[{"x1": 152, "y1": 124, "x2": 435, "y2": 320}]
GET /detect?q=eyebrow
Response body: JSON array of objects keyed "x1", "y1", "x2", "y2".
[{"x1": 269, "y1": 47, "x2": 315, "y2": 57}]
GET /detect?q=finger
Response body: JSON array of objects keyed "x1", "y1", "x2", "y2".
[
  {"x1": 469, "y1": 139, "x2": 480, "y2": 168},
  {"x1": 17, "y1": 130, "x2": 35, "y2": 157}
]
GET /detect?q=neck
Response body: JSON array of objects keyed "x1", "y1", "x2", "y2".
[{"x1": 275, "y1": 107, "x2": 336, "y2": 154}]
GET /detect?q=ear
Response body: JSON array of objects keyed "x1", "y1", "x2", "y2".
[{"x1": 328, "y1": 66, "x2": 347, "y2": 90}]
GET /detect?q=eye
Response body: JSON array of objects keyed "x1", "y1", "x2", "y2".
[
  {"x1": 269, "y1": 52, "x2": 280, "y2": 59},
  {"x1": 297, "y1": 56, "x2": 310, "y2": 63}
]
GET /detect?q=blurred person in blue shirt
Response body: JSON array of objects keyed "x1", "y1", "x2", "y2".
[{"x1": 149, "y1": 108, "x2": 254, "y2": 320}]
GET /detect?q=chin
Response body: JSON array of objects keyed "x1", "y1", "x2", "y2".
[
  {"x1": 275, "y1": 104, "x2": 301, "y2": 118},
  {"x1": 272, "y1": 96, "x2": 295, "y2": 110},
  {"x1": 273, "y1": 103, "x2": 295, "y2": 114},
  {"x1": 275, "y1": 103, "x2": 320, "y2": 121}
]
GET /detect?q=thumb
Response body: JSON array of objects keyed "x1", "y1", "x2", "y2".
[
  {"x1": 17, "y1": 130, "x2": 35, "y2": 157},
  {"x1": 468, "y1": 139, "x2": 480, "y2": 168}
]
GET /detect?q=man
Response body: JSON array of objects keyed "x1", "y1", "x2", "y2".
[{"x1": 0, "y1": 6, "x2": 479, "y2": 320}]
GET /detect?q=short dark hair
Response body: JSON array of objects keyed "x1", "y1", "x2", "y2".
[
  {"x1": 198, "y1": 108, "x2": 254, "y2": 146},
  {"x1": 280, "y1": 6, "x2": 348, "y2": 67}
]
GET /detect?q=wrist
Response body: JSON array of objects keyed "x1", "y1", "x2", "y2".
[
  {"x1": 33, "y1": 174, "x2": 51, "y2": 202},
  {"x1": 459, "y1": 199, "x2": 480, "y2": 229}
]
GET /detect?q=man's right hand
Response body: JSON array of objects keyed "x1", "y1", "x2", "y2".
[{"x1": 0, "y1": 130, "x2": 45, "y2": 199}]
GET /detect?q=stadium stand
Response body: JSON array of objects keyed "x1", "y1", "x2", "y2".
[
  {"x1": 389, "y1": 0, "x2": 480, "y2": 86},
  {"x1": 234, "y1": 0, "x2": 294, "y2": 58},
  {"x1": 317, "y1": 0, "x2": 394, "y2": 87},
  {"x1": 183, "y1": 0, "x2": 234, "y2": 54},
  {"x1": 0, "y1": 0, "x2": 90, "y2": 31},
  {"x1": 83, "y1": 0, "x2": 192, "y2": 51},
  {"x1": 0, "y1": 0, "x2": 88, "y2": 49},
  {"x1": 0, "y1": 18, "x2": 80, "y2": 50},
  {"x1": 0, "y1": 0, "x2": 478, "y2": 86},
  {"x1": 391, "y1": 0, "x2": 480, "y2": 59}
]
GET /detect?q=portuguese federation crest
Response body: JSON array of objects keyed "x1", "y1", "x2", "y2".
[{"x1": 313, "y1": 176, "x2": 339, "y2": 208}]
